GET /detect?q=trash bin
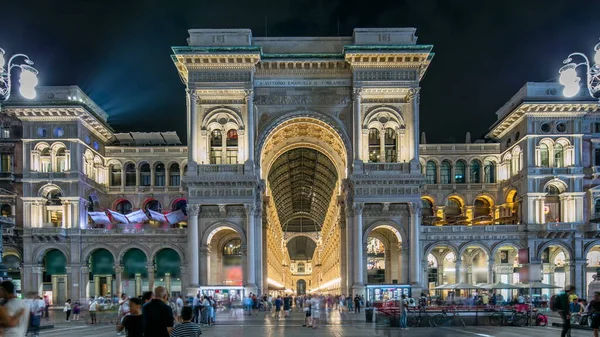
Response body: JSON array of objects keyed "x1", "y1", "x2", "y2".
[{"x1": 365, "y1": 308, "x2": 374, "y2": 322}]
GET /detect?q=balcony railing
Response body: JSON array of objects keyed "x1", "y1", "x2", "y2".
[
  {"x1": 26, "y1": 227, "x2": 187, "y2": 236},
  {"x1": 362, "y1": 162, "x2": 411, "y2": 174},
  {"x1": 196, "y1": 164, "x2": 245, "y2": 174},
  {"x1": 421, "y1": 224, "x2": 524, "y2": 233}
]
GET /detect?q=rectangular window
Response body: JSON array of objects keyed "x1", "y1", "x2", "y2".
[
  {"x1": 155, "y1": 175, "x2": 165, "y2": 187},
  {"x1": 0, "y1": 155, "x2": 11, "y2": 172},
  {"x1": 226, "y1": 149, "x2": 237, "y2": 164},
  {"x1": 210, "y1": 149, "x2": 222, "y2": 164},
  {"x1": 170, "y1": 175, "x2": 180, "y2": 187},
  {"x1": 595, "y1": 123, "x2": 600, "y2": 133},
  {"x1": 595, "y1": 149, "x2": 600, "y2": 166},
  {"x1": 140, "y1": 174, "x2": 151, "y2": 186},
  {"x1": 1, "y1": 128, "x2": 10, "y2": 139}
]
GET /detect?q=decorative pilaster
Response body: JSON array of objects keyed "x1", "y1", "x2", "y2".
[
  {"x1": 244, "y1": 89, "x2": 254, "y2": 165},
  {"x1": 408, "y1": 202, "x2": 422, "y2": 288},
  {"x1": 115, "y1": 265, "x2": 124, "y2": 297},
  {"x1": 352, "y1": 203, "x2": 365, "y2": 295},
  {"x1": 244, "y1": 204, "x2": 258, "y2": 292},
  {"x1": 187, "y1": 89, "x2": 199, "y2": 164},
  {"x1": 187, "y1": 204, "x2": 201, "y2": 288},
  {"x1": 353, "y1": 88, "x2": 363, "y2": 163},
  {"x1": 147, "y1": 264, "x2": 155, "y2": 291},
  {"x1": 407, "y1": 88, "x2": 420, "y2": 168}
]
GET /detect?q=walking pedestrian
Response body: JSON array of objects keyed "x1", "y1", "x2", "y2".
[
  {"x1": 556, "y1": 285, "x2": 575, "y2": 337},
  {"x1": 28, "y1": 292, "x2": 43, "y2": 337},
  {"x1": 400, "y1": 294, "x2": 408, "y2": 330},
  {"x1": 72, "y1": 301, "x2": 81, "y2": 321},
  {"x1": 63, "y1": 299, "x2": 72, "y2": 322},
  {"x1": 0, "y1": 280, "x2": 29, "y2": 337},
  {"x1": 589, "y1": 292, "x2": 600, "y2": 337},
  {"x1": 117, "y1": 297, "x2": 143, "y2": 337},
  {"x1": 89, "y1": 297, "x2": 98, "y2": 324},
  {"x1": 192, "y1": 294, "x2": 201, "y2": 323},
  {"x1": 43, "y1": 296, "x2": 50, "y2": 318},
  {"x1": 142, "y1": 286, "x2": 174, "y2": 337},
  {"x1": 354, "y1": 295, "x2": 361, "y2": 313}
]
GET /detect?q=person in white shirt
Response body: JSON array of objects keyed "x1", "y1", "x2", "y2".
[
  {"x1": 89, "y1": 297, "x2": 98, "y2": 324},
  {"x1": 176, "y1": 295, "x2": 184, "y2": 319},
  {"x1": 117, "y1": 293, "x2": 130, "y2": 335},
  {"x1": 28, "y1": 293, "x2": 43, "y2": 337},
  {"x1": 0, "y1": 281, "x2": 29, "y2": 337}
]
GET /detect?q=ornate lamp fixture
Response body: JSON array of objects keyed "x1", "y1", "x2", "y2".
[
  {"x1": 0, "y1": 48, "x2": 39, "y2": 102},
  {"x1": 558, "y1": 40, "x2": 600, "y2": 104}
]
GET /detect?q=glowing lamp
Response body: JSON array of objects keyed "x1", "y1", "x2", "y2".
[
  {"x1": 18, "y1": 65, "x2": 38, "y2": 99},
  {"x1": 558, "y1": 65, "x2": 578, "y2": 86},
  {"x1": 563, "y1": 83, "x2": 580, "y2": 98}
]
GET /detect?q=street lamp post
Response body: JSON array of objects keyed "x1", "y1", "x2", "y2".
[
  {"x1": 0, "y1": 48, "x2": 39, "y2": 279},
  {"x1": 558, "y1": 40, "x2": 600, "y2": 104}
]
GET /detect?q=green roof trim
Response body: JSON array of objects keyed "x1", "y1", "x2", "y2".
[
  {"x1": 344, "y1": 44, "x2": 434, "y2": 53},
  {"x1": 261, "y1": 53, "x2": 344, "y2": 59},
  {"x1": 172, "y1": 46, "x2": 262, "y2": 54}
]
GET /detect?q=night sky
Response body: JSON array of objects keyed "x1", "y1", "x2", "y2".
[{"x1": 2, "y1": 0, "x2": 599, "y2": 143}]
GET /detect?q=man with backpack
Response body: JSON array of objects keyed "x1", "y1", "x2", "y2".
[{"x1": 552, "y1": 285, "x2": 576, "y2": 337}]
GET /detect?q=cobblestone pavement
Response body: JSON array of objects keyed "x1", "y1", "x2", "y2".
[{"x1": 37, "y1": 308, "x2": 591, "y2": 336}]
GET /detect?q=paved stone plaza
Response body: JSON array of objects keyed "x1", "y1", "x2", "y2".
[{"x1": 35, "y1": 309, "x2": 590, "y2": 337}]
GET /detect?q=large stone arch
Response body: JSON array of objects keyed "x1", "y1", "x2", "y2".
[
  {"x1": 536, "y1": 240, "x2": 573, "y2": 261},
  {"x1": 33, "y1": 245, "x2": 71, "y2": 265},
  {"x1": 491, "y1": 240, "x2": 523, "y2": 256},
  {"x1": 423, "y1": 241, "x2": 459, "y2": 261},
  {"x1": 584, "y1": 240, "x2": 600, "y2": 256},
  {"x1": 256, "y1": 111, "x2": 352, "y2": 177},
  {"x1": 117, "y1": 246, "x2": 151, "y2": 264},
  {"x1": 150, "y1": 244, "x2": 186, "y2": 264},
  {"x1": 363, "y1": 220, "x2": 406, "y2": 245},
  {"x1": 82, "y1": 244, "x2": 118, "y2": 264},
  {"x1": 458, "y1": 241, "x2": 492, "y2": 259},
  {"x1": 202, "y1": 221, "x2": 247, "y2": 246}
]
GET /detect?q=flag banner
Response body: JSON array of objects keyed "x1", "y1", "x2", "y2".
[
  {"x1": 107, "y1": 209, "x2": 129, "y2": 224},
  {"x1": 148, "y1": 209, "x2": 167, "y2": 222},
  {"x1": 165, "y1": 209, "x2": 187, "y2": 225},
  {"x1": 126, "y1": 209, "x2": 148, "y2": 223},
  {"x1": 88, "y1": 211, "x2": 111, "y2": 225}
]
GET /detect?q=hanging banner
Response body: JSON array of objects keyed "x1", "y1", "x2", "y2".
[
  {"x1": 88, "y1": 212, "x2": 111, "y2": 225},
  {"x1": 107, "y1": 210, "x2": 129, "y2": 224},
  {"x1": 148, "y1": 209, "x2": 167, "y2": 222}
]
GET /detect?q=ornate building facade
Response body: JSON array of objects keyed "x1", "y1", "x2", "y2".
[{"x1": 2, "y1": 28, "x2": 600, "y2": 304}]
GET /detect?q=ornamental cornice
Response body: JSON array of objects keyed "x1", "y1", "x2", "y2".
[
  {"x1": 10, "y1": 107, "x2": 113, "y2": 142},
  {"x1": 194, "y1": 89, "x2": 247, "y2": 96},
  {"x1": 174, "y1": 54, "x2": 260, "y2": 69},
  {"x1": 254, "y1": 94, "x2": 351, "y2": 106}
]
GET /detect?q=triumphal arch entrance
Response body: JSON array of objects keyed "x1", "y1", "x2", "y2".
[{"x1": 172, "y1": 27, "x2": 433, "y2": 300}]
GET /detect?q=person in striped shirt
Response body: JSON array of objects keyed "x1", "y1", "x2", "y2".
[{"x1": 170, "y1": 306, "x2": 202, "y2": 337}]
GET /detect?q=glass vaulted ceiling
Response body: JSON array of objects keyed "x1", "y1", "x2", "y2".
[{"x1": 268, "y1": 148, "x2": 338, "y2": 234}]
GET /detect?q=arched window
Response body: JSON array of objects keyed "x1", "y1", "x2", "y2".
[
  {"x1": 594, "y1": 199, "x2": 600, "y2": 219},
  {"x1": 43, "y1": 189, "x2": 63, "y2": 227},
  {"x1": 474, "y1": 198, "x2": 491, "y2": 218},
  {"x1": 226, "y1": 129, "x2": 238, "y2": 164},
  {"x1": 545, "y1": 185, "x2": 561, "y2": 222},
  {"x1": 440, "y1": 160, "x2": 451, "y2": 184},
  {"x1": 511, "y1": 152, "x2": 520, "y2": 174},
  {"x1": 484, "y1": 161, "x2": 496, "y2": 183},
  {"x1": 470, "y1": 160, "x2": 481, "y2": 183},
  {"x1": 40, "y1": 148, "x2": 51, "y2": 172},
  {"x1": 124, "y1": 163, "x2": 136, "y2": 186},
  {"x1": 384, "y1": 128, "x2": 397, "y2": 162},
  {"x1": 1, "y1": 204, "x2": 11, "y2": 217},
  {"x1": 421, "y1": 199, "x2": 434, "y2": 218},
  {"x1": 297, "y1": 262, "x2": 306, "y2": 273},
  {"x1": 169, "y1": 163, "x2": 180, "y2": 186},
  {"x1": 55, "y1": 148, "x2": 67, "y2": 172},
  {"x1": 210, "y1": 130, "x2": 222, "y2": 164},
  {"x1": 426, "y1": 161, "x2": 437, "y2": 184},
  {"x1": 145, "y1": 200, "x2": 162, "y2": 212},
  {"x1": 445, "y1": 198, "x2": 462, "y2": 218},
  {"x1": 110, "y1": 164, "x2": 122, "y2": 186},
  {"x1": 154, "y1": 162, "x2": 165, "y2": 186},
  {"x1": 172, "y1": 199, "x2": 187, "y2": 216},
  {"x1": 540, "y1": 143, "x2": 549, "y2": 167},
  {"x1": 455, "y1": 160, "x2": 466, "y2": 183},
  {"x1": 555, "y1": 144, "x2": 564, "y2": 168},
  {"x1": 368, "y1": 128, "x2": 380, "y2": 163},
  {"x1": 115, "y1": 200, "x2": 132, "y2": 214},
  {"x1": 140, "y1": 163, "x2": 150, "y2": 186}
]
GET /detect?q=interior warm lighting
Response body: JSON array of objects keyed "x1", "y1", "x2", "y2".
[{"x1": 267, "y1": 278, "x2": 284, "y2": 288}]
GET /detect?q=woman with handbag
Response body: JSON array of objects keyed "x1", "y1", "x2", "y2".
[{"x1": 63, "y1": 299, "x2": 72, "y2": 322}]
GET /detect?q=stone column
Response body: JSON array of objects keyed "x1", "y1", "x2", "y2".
[
  {"x1": 345, "y1": 204, "x2": 354, "y2": 294},
  {"x1": 135, "y1": 274, "x2": 142, "y2": 295},
  {"x1": 455, "y1": 260, "x2": 462, "y2": 284},
  {"x1": 244, "y1": 90, "x2": 254, "y2": 165},
  {"x1": 487, "y1": 259, "x2": 494, "y2": 283},
  {"x1": 353, "y1": 88, "x2": 362, "y2": 163},
  {"x1": 352, "y1": 203, "x2": 365, "y2": 296},
  {"x1": 256, "y1": 206, "x2": 265, "y2": 295},
  {"x1": 573, "y1": 258, "x2": 586, "y2": 297},
  {"x1": 401, "y1": 245, "x2": 409, "y2": 284},
  {"x1": 339, "y1": 206, "x2": 348, "y2": 295},
  {"x1": 385, "y1": 249, "x2": 392, "y2": 283},
  {"x1": 379, "y1": 129, "x2": 386, "y2": 162},
  {"x1": 408, "y1": 202, "x2": 422, "y2": 289},
  {"x1": 220, "y1": 130, "x2": 227, "y2": 164},
  {"x1": 80, "y1": 265, "x2": 89, "y2": 300},
  {"x1": 244, "y1": 204, "x2": 257, "y2": 294},
  {"x1": 199, "y1": 245, "x2": 210, "y2": 286},
  {"x1": 408, "y1": 88, "x2": 420, "y2": 169},
  {"x1": 187, "y1": 204, "x2": 200, "y2": 292},
  {"x1": 115, "y1": 265, "x2": 123, "y2": 298},
  {"x1": 147, "y1": 264, "x2": 155, "y2": 291},
  {"x1": 187, "y1": 89, "x2": 198, "y2": 163}
]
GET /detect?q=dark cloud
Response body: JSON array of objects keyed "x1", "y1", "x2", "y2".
[{"x1": 1, "y1": 0, "x2": 599, "y2": 142}]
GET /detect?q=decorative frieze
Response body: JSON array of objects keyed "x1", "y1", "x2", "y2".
[
  {"x1": 189, "y1": 71, "x2": 251, "y2": 83},
  {"x1": 254, "y1": 95, "x2": 351, "y2": 105},
  {"x1": 355, "y1": 70, "x2": 417, "y2": 82}
]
